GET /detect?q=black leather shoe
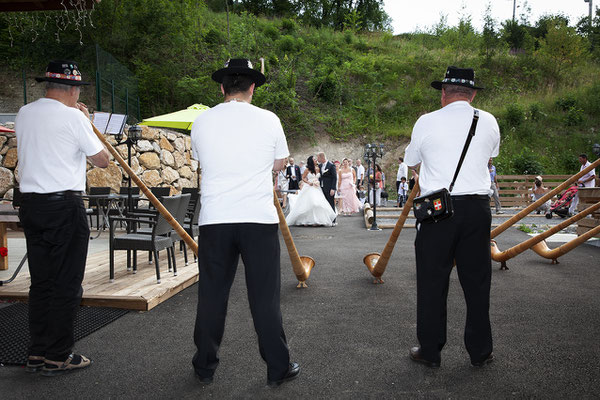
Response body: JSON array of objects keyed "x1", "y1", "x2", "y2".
[
  {"x1": 267, "y1": 362, "x2": 300, "y2": 388},
  {"x1": 195, "y1": 372, "x2": 214, "y2": 385},
  {"x1": 471, "y1": 353, "x2": 494, "y2": 367},
  {"x1": 409, "y1": 347, "x2": 440, "y2": 368}
]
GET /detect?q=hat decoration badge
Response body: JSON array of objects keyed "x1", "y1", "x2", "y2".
[
  {"x1": 431, "y1": 66, "x2": 484, "y2": 90},
  {"x1": 35, "y1": 60, "x2": 90, "y2": 86}
]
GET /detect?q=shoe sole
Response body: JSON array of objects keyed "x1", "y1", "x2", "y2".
[
  {"x1": 41, "y1": 361, "x2": 92, "y2": 377},
  {"x1": 25, "y1": 365, "x2": 44, "y2": 373},
  {"x1": 267, "y1": 371, "x2": 300, "y2": 388},
  {"x1": 409, "y1": 354, "x2": 440, "y2": 368},
  {"x1": 472, "y1": 356, "x2": 494, "y2": 367}
]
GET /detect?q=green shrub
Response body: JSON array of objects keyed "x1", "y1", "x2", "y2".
[
  {"x1": 281, "y1": 18, "x2": 297, "y2": 34},
  {"x1": 263, "y1": 24, "x2": 280, "y2": 41},
  {"x1": 565, "y1": 107, "x2": 584, "y2": 126},
  {"x1": 513, "y1": 150, "x2": 544, "y2": 174},
  {"x1": 555, "y1": 95, "x2": 577, "y2": 111},
  {"x1": 204, "y1": 28, "x2": 226, "y2": 44},
  {"x1": 505, "y1": 103, "x2": 525, "y2": 126},
  {"x1": 528, "y1": 103, "x2": 544, "y2": 121}
]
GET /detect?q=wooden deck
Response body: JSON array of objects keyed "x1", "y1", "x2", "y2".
[{"x1": 0, "y1": 248, "x2": 199, "y2": 311}]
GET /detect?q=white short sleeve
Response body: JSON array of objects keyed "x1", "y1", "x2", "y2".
[
  {"x1": 273, "y1": 118, "x2": 289, "y2": 159},
  {"x1": 72, "y1": 111, "x2": 103, "y2": 156}
]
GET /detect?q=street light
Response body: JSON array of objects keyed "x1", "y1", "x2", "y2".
[
  {"x1": 364, "y1": 143, "x2": 385, "y2": 231},
  {"x1": 112, "y1": 124, "x2": 142, "y2": 217},
  {"x1": 593, "y1": 143, "x2": 600, "y2": 157}
]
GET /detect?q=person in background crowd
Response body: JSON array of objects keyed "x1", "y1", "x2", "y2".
[
  {"x1": 286, "y1": 157, "x2": 301, "y2": 191},
  {"x1": 337, "y1": 158, "x2": 361, "y2": 215},
  {"x1": 299, "y1": 161, "x2": 306, "y2": 175},
  {"x1": 396, "y1": 157, "x2": 408, "y2": 201},
  {"x1": 488, "y1": 158, "x2": 504, "y2": 214},
  {"x1": 397, "y1": 176, "x2": 408, "y2": 207},
  {"x1": 530, "y1": 176, "x2": 551, "y2": 214},
  {"x1": 355, "y1": 159, "x2": 365, "y2": 187},
  {"x1": 569, "y1": 153, "x2": 596, "y2": 215}
]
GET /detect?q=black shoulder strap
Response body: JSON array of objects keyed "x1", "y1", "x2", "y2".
[{"x1": 448, "y1": 109, "x2": 479, "y2": 193}]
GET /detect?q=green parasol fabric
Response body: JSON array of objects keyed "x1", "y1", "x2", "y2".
[{"x1": 140, "y1": 104, "x2": 210, "y2": 131}]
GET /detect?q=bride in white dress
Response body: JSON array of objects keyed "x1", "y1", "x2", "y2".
[{"x1": 286, "y1": 156, "x2": 337, "y2": 226}]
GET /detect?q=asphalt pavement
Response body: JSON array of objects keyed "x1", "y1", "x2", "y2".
[{"x1": 1, "y1": 212, "x2": 599, "y2": 399}]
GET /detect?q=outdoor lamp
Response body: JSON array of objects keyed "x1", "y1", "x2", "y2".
[
  {"x1": 593, "y1": 143, "x2": 600, "y2": 157},
  {"x1": 127, "y1": 124, "x2": 142, "y2": 143},
  {"x1": 364, "y1": 142, "x2": 385, "y2": 231}
]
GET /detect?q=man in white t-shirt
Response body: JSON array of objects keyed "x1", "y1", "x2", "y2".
[
  {"x1": 16, "y1": 60, "x2": 109, "y2": 376},
  {"x1": 355, "y1": 159, "x2": 365, "y2": 186},
  {"x1": 404, "y1": 66, "x2": 499, "y2": 369},
  {"x1": 569, "y1": 153, "x2": 597, "y2": 215},
  {"x1": 396, "y1": 157, "x2": 408, "y2": 198},
  {"x1": 190, "y1": 59, "x2": 299, "y2": 387}
]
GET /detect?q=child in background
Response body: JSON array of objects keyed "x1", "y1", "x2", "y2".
[
  {"x1": 397, "y1": 177, "x2": 408, "y2": 207},
  {"x1": 357, "y1": 185, "x2": 367, "y2": 206}
]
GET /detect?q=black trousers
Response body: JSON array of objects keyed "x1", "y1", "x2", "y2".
[
  {"x1": 192, "y1": 223, "x2": 290, "y2": 380},
  {"x1": 321, "y1": 187, "x2": 336, "y2": 211},
  {"x1": 19, "y1": 194, "x2": 90, "y2": 361},
  {"x1": 288, "y1": 179, "x2": 299, "y2": 190},
  {"x1": 414, "y1": 196, "x2": 493, "y2": 364}
]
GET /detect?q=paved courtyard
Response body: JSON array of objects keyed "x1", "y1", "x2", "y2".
[{"x1": 1, "y1": 212, "x2": 599, "y2": 399}]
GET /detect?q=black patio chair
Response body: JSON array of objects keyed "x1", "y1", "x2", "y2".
[
  {"x1": 182, "y1": 194, "x2": 201, "y2": 263},
  {"x1": 119, "y1": 186, "x2": 140, "y2": 213},
  {"x1": 108, "y1": 194, "x2": 181, "y2": 284},
  {"x1": 168, "y1": 193, "x2": 191, "y2": 265},
  {"x1": 86, "y1": 186, "x2": 111, "y2": 229}
]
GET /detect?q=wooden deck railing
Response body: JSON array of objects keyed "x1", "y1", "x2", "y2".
[{"x1": 496, "y1": 175, "x2": 599, "y2": 207}]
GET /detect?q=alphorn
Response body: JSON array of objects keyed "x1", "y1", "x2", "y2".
[
  {"x1": 530, "y1": 224, "x2": 600, "y2": 264},
  {"x1": 273, "y1": 189, "x2": 315, "y2": 288},
  {"x1": 491, "y1": 201, "x2": 600, "y2": 269},
  {"x1": 363, "y1": 181, "x2": 420, "y2": 283},
  {"x1": 491, "y1": 158, "x2": 600, "y2": 239},
  {"x1": 90, "y1": 123, "x2": 198, "y2": 256}
]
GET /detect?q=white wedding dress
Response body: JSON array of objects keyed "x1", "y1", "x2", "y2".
[{"x1": 286, "y1": 172, "x2": 337, "y2": 226}]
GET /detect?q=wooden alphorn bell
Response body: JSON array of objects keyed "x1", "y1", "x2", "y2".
[
  {"x1": 90, "y1": 123, "x2": 198, "y2": 256},
  {"x1": 363, "y1": 181, "x2": 420, "y2": 283},
  {"x1": 491, "y1": 201, "x2": 600, "y2": 269},
  {"x1": 273, "y1": 190, "x2": 315, "y2": 288}
]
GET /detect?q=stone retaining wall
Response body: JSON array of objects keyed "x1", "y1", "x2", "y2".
[{"x1": 0, "y1": 125, "x2": 198, "y2": 199}]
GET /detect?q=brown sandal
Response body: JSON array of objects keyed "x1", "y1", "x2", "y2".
[{"x1": 41, "y1": 354, "x2": 92, "y2": 377}]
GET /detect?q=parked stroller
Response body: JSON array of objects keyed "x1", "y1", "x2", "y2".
[{"x1": 545, "y1": 186, "x2": 578, "y2": 219}]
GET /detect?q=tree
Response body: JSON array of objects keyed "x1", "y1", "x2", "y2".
[
  {"x1": 537, "y1": 22, "x2": 588, "y2": 79},
  {"x1": 480, "y1": 2, "x2": 499, "y2": 59}
]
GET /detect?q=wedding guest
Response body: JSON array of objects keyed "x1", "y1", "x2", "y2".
[{"x1": 337, "y1": 158, "x2": 361, "y2": 215}]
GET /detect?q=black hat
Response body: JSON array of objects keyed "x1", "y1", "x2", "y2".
[
  {"x1": 35, "y1": 60, "x2": 90, "y2": 86},
  {"x1": 431, "y1": 66, "x2": 483, "y2": 90},
  {"x1": 211, "y1": 58, "x2": 266, "y2": 87}
]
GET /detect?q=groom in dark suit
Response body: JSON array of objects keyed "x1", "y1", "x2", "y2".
[
  {"x1": 286, "y1": 157, "x2": 302, "y2": 190},
  {"x1": 317, "y1": 152, "x2": 337, "y2": 222}
]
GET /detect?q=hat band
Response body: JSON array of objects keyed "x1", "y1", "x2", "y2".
[
  {"x1": 442, "y1": 77, "x2": 475, "y2": 86},
  {"x1": 45, "y1": 72, "x2": 82, "y2": 81}
]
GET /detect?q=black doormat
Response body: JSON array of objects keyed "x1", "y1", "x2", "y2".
[{"x1": 0, "y1": 302, "x2": 128, "y2": 366}]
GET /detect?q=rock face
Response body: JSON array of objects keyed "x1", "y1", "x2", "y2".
[
  {"x1": 0, "y1": 167, "x2": 14, "y2": 196},
  {"x1": 159, "y1": 137, "x2": 174, "y2": 152},
  {"x1": 160, "y1": 150, "x2": 175, "y2": 167},
  {"x1": 173, "y1": 137, "x2": 185, "y2": 153},
  {"x1": 136, "y1": 140, "x2": 154, "y2": 152},
  {"x1": 162, "y1": 167, "x2": 179, "y2": 184},
  {"x1": 2, "y1": 148, "x2": 18, "y2": 168},
  {"x1": 139, "y1": 152, "x2": 161, "y2": 170},
  {"x1": 142, "y1": 170, "x2": 163, "y2": 187},
  {"x1": 86, "y1": 162, "x2": 123, "y2": 192}
]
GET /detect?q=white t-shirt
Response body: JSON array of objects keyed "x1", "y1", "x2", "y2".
[
  {"x1": 191, "y1": 101, "x2": 289, "y2": 225},
  {"x1": 580, "y1": 161, "x2": 596, "y2": 188},
  {"x1": 16, "y1": 98, "x2": 104, "y2": 193},
  {"x1": 397, "y1": 162, "x2": 408, "y2": 181},
  {"x1": 356, "y1": 165, "x2": 365, "y2": 180},
  {"x1": 405, "y1": 101, "x2": 500, "y2": 196}
]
